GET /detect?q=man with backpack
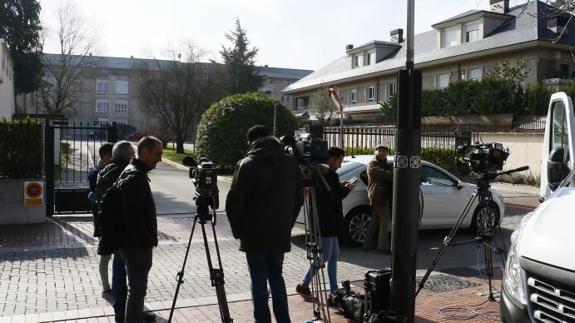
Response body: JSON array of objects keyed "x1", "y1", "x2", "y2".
[{"x1": 88, "y1": 142, "x2": 114, "y2": 296}]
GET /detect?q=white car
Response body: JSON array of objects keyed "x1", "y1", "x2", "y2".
[{"x1": 299, "y1": 155, "x2": 505, "y2": 245}]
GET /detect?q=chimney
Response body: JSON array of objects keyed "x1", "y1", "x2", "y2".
[
  {"x1": 346, "y1": 44, "x2": 354, "y2": 52},
  {"x1": 490, "y1": 0, "x2": 509, "y2": 14},
  {"x1": 390, "y1": 28, "x2": 404, "y2": 43}
]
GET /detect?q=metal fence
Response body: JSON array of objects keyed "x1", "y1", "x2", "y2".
[{"x1": 323, "y1": 126, "x2": 470, "y2": 151}]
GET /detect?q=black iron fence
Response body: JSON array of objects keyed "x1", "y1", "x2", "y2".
[{"x1": 323, "y1": 126, "x2": 471, "y2": 151}]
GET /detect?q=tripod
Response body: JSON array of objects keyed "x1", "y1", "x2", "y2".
[
  {"x1": 415, "y1": 166, "x2": 528, "y2": 300},
  {"x1": 168, "y1": 195, "x2": 232, "y2": 323},
  {"x1": 301, "y1": 165, "x2": 332, "y2": 323}
]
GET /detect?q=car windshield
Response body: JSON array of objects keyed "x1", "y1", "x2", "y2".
[{"x1": 337, "y1": 161, "x2": 363, "y2": 177}]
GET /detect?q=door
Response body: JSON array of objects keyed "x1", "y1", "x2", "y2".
[
  {"x1": 420, "y1": 165, "x2": 466, "y2": 228},
  {"x1": 540, "y1": 92, "x2": 575, "y2": 199}
]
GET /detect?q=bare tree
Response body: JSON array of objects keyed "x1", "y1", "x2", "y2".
[
  {"x1": 39, "y1": 1, "x2": 97, "y2": 115},
  {"x1": 310, "y1": 87, "x2": 337, "y2": 126},
  {"x1": 137, "y1": 44, "x2": 228, "y2": 153}
]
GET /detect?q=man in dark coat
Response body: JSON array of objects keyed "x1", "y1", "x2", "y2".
[
  {"x1": 87, "y1": 142, "x2": 113, "y2": 295},
  {"x1": 297, "y1": 147, "x2": 355, "y2": 298},
  {"x1": 364, "y1": 145, "x2": 394, "y2": 253},
  {"x1": 115, "y1": 136, "x2": 162, "y2": 323},
  {"x1": 226, "y1": 125, "x2": 303, "y2": 323}
]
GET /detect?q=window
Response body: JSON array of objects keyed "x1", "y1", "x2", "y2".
[
  {"x1": 116, "y1": 119, "x2": 128, "y2": 125},
  {"x1": 97, "y1": 118, "x2": 109, "y2": 127},
  {"x1": 384, "y1": 82, "x2": 396, "y2": 101},
  {"x1": 352, "y1": 54, "x2": 363, "y2": 68},
  {"x1": 435, "y1": 73, "x2": 450, "y2": 89},
  {"x1": 441, "y1": 26, "x2": 460, "y2": 48},
  {"x1": 115, "y1": 100, "x2": 128, "y2": 113},
  {"x1": 551, "y1": 101, "x2": 569, "y2": 158},
  {"x1": 296, "y1": 97, "x2": 309, "y2": 108},
  {"x1": 367, "y1": 86, "x2": 376, "y2": 102},
  {"x1": 96, "y1": 80, "x2": 109, "y2": 93},
  {"x1": 349, "y1": 89, "x2": 357, "y2": 104},
  {"x1": 421, "y1": 165, "x2": 457, "y2": 186},
  {"x1": 95, "y1": 99, "x2": 110, "y2": 113},
  {"x1": 466, "y1": 67, "x2": 483, "y2": 81},
  {"x1": 116, "y1": 80, "x2": 129, "y2": 94},
  {"x1": 367, "y1": 51, "x2": 376, "y2": 66},
  {"x1": 465, "y1": 22, "x2": 480, "y2": 43}
]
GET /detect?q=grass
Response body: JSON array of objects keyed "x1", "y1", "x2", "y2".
[{"x1": 162, "y1": 146, "x2": 195, "y2": 165}]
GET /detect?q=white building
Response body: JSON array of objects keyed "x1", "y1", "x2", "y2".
[{"x1": 0, "y1": 39, "x2": 15, "y2": 120}]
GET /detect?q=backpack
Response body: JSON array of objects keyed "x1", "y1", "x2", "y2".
[{"x1": 97, "y1": 181, "x2": 125, "y2": 256}]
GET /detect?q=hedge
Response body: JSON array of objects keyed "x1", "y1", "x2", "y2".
[
  {"x1": 0, "y1": 119, "x2": 43, "y2": 178},
  {"x1": 195, "y1": 92, "x2": 298, "y2": 170}
]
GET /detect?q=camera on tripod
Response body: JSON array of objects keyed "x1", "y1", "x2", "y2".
[
  {"x1": 456, "y1": 142, "x2": 509, "y2": 175},
  {"x1": 281, "y1": 133, "x2": 329, "y2": 165},
  {"x1": 183, "y1": 156, "x2": 219, "y2": 211}
]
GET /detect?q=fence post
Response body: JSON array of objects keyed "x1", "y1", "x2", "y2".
[
  {"x1": 455, "y1": 130, "x2": 471, "y2": 150},
  {"x1": 44, "y1": 120, "x2": 54, "y2": 218},
  {"x1": 107, "y1": 122, "x2": 118, "y2": 143}
]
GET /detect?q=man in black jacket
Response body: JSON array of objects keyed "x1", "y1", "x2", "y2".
[
  {"x1": 116, "y1": 136, "x2": 162, "y2": 323},
  {"x1": 87, "y1": 142, "x2": 113, "y2": 295},
  {"x1": 296, "y1": 147, "x2": 354, "y2": 298},
  {"x1": 226, "y1": 125, "x2": 303, "y2": 323}
]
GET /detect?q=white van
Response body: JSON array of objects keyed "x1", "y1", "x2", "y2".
[{"x1": 501, "y1": 92, "x2": 575, "y2": 322}]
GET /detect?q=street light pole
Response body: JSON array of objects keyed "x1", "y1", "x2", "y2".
[{"x1": 390, "y1": 0, "x2": 421, "y2": 322}]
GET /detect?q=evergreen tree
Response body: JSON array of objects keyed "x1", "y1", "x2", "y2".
[
  {"x1": 0, "y1": 0, "x2": 43, "y2": 94},
  {"x1": 220, "y1": 19, "x2": 263, "y2": 93}
]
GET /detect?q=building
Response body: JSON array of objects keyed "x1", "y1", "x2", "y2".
[
  {"x1": 0, "y1": 39, "x2": 15, "y2": 120},
  {"x1": 283, "y1": 0, "x2": 575, "y2": 120},
  {"x1": 18, "y1": 55, "x2": 311, "y2": 130}
]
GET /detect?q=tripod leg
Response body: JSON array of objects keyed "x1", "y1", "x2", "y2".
[
  {"x1": 168, "y1": 215, "x2": 199, "y2": 323},
  {"x1": 416, "y1": 192, "x2": 478, "y2": 296},
  {"x1": 483, "y1": 244, "x2": 495, "y2": 301}
]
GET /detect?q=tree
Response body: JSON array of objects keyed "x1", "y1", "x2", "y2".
[
  {"x1": 0, "y1": 0, "x2": 43, "y2": 94},
  {"x1": 138, "y1": 44, "x2": 228, "y2": 153},
  {"x1": 220, "y1": 19, "x2": 263, "y2": 94},
  {"x1": 310, "y1": 87, "x2": 337, "y2": 125},
  {"x1": 485, "y1": 58, "x2": 531, "y2": 86},
  {"x1": 39, "y1": 1, "x2": 97, "y2": 115}
]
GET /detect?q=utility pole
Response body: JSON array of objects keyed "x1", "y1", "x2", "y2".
[{"x1": 390, "y1": 0, "x2": 421, "y2": 322}]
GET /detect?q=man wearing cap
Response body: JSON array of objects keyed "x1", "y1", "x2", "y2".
[
  {"x1": 364, "y1": 145, "x2": 394, "y2": 253},
  {"x1": 226, "y1": 125, "x2": 303, "y2": 323}
]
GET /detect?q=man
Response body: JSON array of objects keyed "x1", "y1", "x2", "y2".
[
  {"x1": 88, "y1": 142, "x2": 114, "y2": 296},
  {"x1": 364, "y1": 145, "x2": 394, "y2": 253},
  {"x1": 116, "y1": 136, "x2": 162, "y2": 323},
  {"x1": 226, "y1": 125, "x2": 303, "y2": 323},
  {"x1": 297, "y1": 147, "x2": 355, "y2": 298},
  {"x1": 96, "y1": 141, "x2": 154, "y2": 323}
]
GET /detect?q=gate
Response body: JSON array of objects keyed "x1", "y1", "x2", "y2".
[{"x1": 44, "y1": 121, "x2": 118, "y2": 216}]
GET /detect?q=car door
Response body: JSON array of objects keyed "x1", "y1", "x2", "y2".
[
  {"x1": 540, "y1": 92, "x2": 575, "y2": 199},
  {"x1": 420, "y1": 165, "x2": 467, "y2": 228}
]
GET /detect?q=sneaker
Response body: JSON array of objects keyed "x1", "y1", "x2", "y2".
[{"x1": 296, "y1": 284, "x2": 312, "y2": 300}]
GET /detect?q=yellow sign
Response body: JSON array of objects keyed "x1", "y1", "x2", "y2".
[{"x1": 24, "y1": 181, "x2": 44, "y2": 206}]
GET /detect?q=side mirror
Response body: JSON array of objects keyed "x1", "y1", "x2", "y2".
[
  {"x1": 182, "y1": 156, "x2": 197, "y2": 167},
  {"x1": 548, "y1": 147, "x2": 566, "y2": 187}
]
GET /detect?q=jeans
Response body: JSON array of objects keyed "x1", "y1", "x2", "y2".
[
  {"x1": 112, "y1": 252, "x2": 127, "y2": 322},
  {"x1": 302, "y1": 236, "x2": 340, "y2": 292},
  {"x1": 120, "y1": 247, "x2": 153, "y2": 323},
  {"x1": 246, "y1": 252, "x2": 290, "y2": 323}
]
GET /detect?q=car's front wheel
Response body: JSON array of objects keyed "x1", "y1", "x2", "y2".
[{"x1": 343, "y1": 206, "x2": 371, "y2": 246}]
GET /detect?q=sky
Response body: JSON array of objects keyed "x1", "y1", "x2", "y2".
[{"x1": 38, "y1": 0, "x2": 528, "y2": 71}]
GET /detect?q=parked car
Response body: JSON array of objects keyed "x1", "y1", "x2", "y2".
[
  {"x1": 297, "y1": 155, "x2": 505, "y2": 245},
  {"x1": 501, "y1": 92, "x2": 575, "y2": 322}
]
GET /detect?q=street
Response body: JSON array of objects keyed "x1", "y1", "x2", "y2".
[{"x1": 0, "y1": 161, "x2": 539, "y2": 322}]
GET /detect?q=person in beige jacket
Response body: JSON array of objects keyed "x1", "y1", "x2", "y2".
[{"x1": 364, "y1": 145, "x2": 394, "y2": 253}]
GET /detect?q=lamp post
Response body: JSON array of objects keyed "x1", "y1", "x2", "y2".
[
  {"x1": 264, "y1": 89, "x2": 276, "y2": 135},
  {"x1": 390, "y1": 0, "x2": 421, "y2": 322}
]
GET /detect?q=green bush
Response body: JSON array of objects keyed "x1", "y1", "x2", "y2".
[
  {"x1": 195, "y1": 92, "x2": 297, "y2": 170},
  {"x1": 0, "y1": 119, "x2": 43, "y2": 178}
]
